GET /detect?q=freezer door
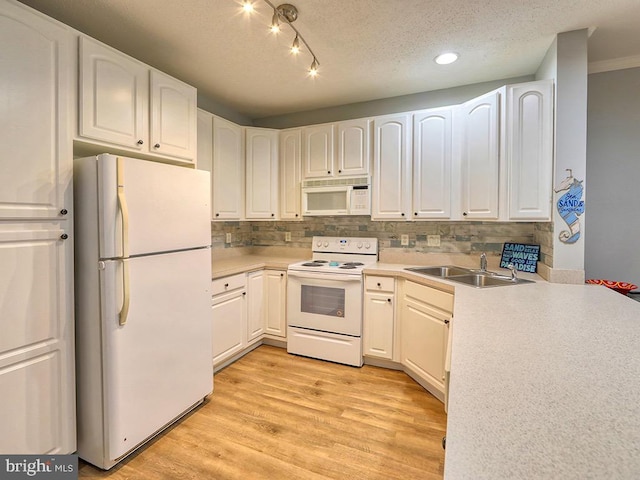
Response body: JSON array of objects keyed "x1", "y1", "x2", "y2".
[
  {"x1": 98, "y1": 248, "x2": 212, "y2": 462},
  {"x1": 96, "y1": 154, "x2": 211, "y2": 258}
]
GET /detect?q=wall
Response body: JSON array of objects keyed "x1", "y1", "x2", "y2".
[
  {"x1": 212, "y1": 218, "x2": 539, "y2": 265},
  {"x1": 585, "y1": 67, "x2": 640, "y2": 285},
  {"x1": 252, "y1": 75, "x2": 534, "y2": 129}
]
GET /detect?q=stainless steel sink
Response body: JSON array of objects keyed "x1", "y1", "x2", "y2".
[
  {"x1": 405, "y1": 265, "x2": 474, "y2": 278},
  {"x1": 446, "y1": 274, "x2": 533, "y2": 288},
  {"x1": 405, "y1": 265, "x2": 534, "y2": 288}
]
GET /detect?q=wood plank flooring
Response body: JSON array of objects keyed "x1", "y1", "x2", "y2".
[{"x1": 78, "y1": 345, "x2": 447, "y2": 480}]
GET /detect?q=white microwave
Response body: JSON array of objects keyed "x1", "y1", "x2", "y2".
[{"x1": 301, "y1": 177, "x2": 371, "y2": 216}]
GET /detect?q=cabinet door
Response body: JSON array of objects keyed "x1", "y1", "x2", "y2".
[
  {"x1": 363, "y1": 292, "x2": 394, "y2": 359},
  {"x1": 79, "y1": 36, "x2": 148, "y2": 151},
  {"x1": 246, "y1": 271, "x2": 265, "y2": 342},
  {"x1": 401, "y1": 297, "x2": 448, "y2": 390},
  {"x1": 460, "y1": 90, "x2": 500, "y2": 219},
  {"x1": 1, "y1": 4, "x2": 73, "y2": 220},
  {"x1": 337, "y1": 119, "x2": 370, "y2": 176},
  {"x1": 264, "y1": 270, "x2": 287, "y2": 338},
  {"x1": 212, "y1": 290, "x2": 246, "y2": 365},
  {"x1": 212, "y1": 116, "x2": 244, "y2": 220},
  {"x1": 150, "y1": 70, "x2": 197, "y2": 161},
  {"x1": 0, "y1": 225, "x2": 75, "y2": 454},
  {"x1": 413, "y1": 108, "x2": 453, "y2": 219},
  {"x1": 303, "y1": 124, "x2": 335, "y2": 178},
  {"x1": 372, "y1": 114, "x2": 412, "y2": 220},
  {"x1": 279, "y1": 129, "x2": 302, "y2": 220},
  {"x1": 506, "y1": 81, "x2": 554, "y2": 220},
  {"x1": 246, "y1": 128, "x2": 279, "y2": 219}
]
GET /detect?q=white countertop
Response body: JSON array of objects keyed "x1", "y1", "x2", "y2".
[{"x1": 444, "y1": 281, "x2": 640, "y2": 479}]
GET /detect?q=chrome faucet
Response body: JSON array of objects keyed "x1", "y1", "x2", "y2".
[
  {"x1": 507, "y1": 263, "x2": 518, "y2": 281},
  {"x1": 479, "y1": 252, "x2": 487, "y2": 272}
]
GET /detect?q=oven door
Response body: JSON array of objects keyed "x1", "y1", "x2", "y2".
[{"x1": 287, "y1": 270, "x2": 363, "y2": 336}]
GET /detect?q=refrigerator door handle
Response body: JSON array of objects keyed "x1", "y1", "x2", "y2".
[
  {"x1": 119, "y1": 258, "x2": 130, "y2": 326},
  {"x1": 116, "y1": 157, "x2": 130, "y2": 258}
]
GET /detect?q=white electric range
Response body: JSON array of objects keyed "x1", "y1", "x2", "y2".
[{"x1": 286, "y1": 236, "x2": 378, "y2": 367}]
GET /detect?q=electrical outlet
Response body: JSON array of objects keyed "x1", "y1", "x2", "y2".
[
  {"x1": 401, "y1": 234, "x2": 409, "y2": 246},
  {"x1": 427, "y1": 234, "x2": 441, "y2": 247},
  {"x1": 225, "y1": 233, "x2": 232, "y2": 244},
  {"x1": 285, "y1": 232, "x2": 291, "y2": 242}
]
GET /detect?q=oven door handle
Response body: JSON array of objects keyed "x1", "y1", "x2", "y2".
[{"x1": 287, "y1": 270, "x2": 363, "y2": 282}]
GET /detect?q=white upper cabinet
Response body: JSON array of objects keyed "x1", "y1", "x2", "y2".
[
  {"x1": 459, "y1": 89, "x2": 501, "y2": 220},
  {"x1": 1, "y1": 2, "x2": 73, "y2": 220},
  {"x1": 279, "y1": 128, "x2": 302, "y2": 220},
  {"x1": 303, "y1": 124, "x2": 335, "y2": 179},
  {"x1": 302, "y1": 120, "x2": 371, "y2": 180},
  {"x1": 149, "y1": 70, "x2": 197, "y2": 161},
  {"x1": 79, "y1": 36, "x2": 148, "y2": 152},
  {"x1": 372, "y1": 113, "x2": 412, "y2": 220},
  {"x1": 78, "y1": 36, "x2": 196, "y2": 164},
  {"x1": 504, "y1": 80, "x2": 554, "y2": 220},
  {"x1": 212, "y1": 116, "x2": 244, "y2": 220},
  {"x1": 412, "y1": 107, "x2": 453, "y2": 219},
  {"x1": 337, "y1": 118, "x2": 371, "y2": 176},
  {"x1": 245, "y1": 127, "x2": 279, "y2": 220}
]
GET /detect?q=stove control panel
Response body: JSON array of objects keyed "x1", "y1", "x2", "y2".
[{"x1": 312, "y1": 236, "x2": 378, "y2": 255}]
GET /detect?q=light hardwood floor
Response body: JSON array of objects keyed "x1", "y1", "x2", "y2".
[{"x1": 78, "y1": 345, "x2": 447, "y2": 479}]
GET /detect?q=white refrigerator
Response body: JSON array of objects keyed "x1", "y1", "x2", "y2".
[{"x1": 73, "y1": 154, "x2": 213, "y2": 469}]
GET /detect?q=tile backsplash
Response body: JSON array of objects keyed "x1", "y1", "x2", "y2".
[{"x1": 212, "y1": 217, "x2": 553, "y2": 267}]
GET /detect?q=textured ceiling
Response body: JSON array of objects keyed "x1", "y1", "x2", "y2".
[{"x1": 17, "y1": 0, "x2": 640, "y2": 120}]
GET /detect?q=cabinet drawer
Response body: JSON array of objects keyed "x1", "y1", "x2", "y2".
[
  {"x1": 404, "y1": 281, "x2": 453, "y2": 314},
  {"x1": 365, "y1": 275, "x2": 395, "y2": 293},
  {"x1": 212, "y1": 273, "x2": 246, "y2": 296}
]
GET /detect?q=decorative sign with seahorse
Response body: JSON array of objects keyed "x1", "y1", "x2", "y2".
[{"x1": 554, "y1": 169, "x2": 585, "y2": 244}]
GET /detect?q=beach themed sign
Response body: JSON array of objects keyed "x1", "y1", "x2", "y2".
[
  {"x1": 554, "y1": 169, "x2": 585, "y2": 244},
  {"x1": 500, "y1": 243, "x2": 540, "y2": 273}
]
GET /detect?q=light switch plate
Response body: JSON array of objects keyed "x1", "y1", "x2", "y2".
[
  {"x1": 427, "y1": 234, "x2": 441, "y2": 247},
  {"x1": 285, "y1": 232, "x2": 291, "y2": 242},
  {"x1": 225, "y1": 233, "x2": 232, "y2": 244},
  {"x1": 401, "y1": 234, "x2": 409, "y2": 246}
]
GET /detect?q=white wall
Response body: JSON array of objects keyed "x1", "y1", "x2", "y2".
[
  {"x1": 585, "y1": 67, "x2": 640, "y2": 286},
  {"x1": 550, "y1": 29, "x2": 589, "y2": 282}
]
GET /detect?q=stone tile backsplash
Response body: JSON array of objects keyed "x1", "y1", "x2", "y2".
[{"x1": 212, "y1": 217, "x2": 553, "y2": 267}]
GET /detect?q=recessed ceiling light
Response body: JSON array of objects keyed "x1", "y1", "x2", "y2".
[{"x1": 435, "y1": 52, "x2": 459, "y2": 65}]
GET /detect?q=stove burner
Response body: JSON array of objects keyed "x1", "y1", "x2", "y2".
[
  {"x1": 339, "y1": 265, "x2": 357, "y2": 269},
  {"x1": 312, "y1": 260, "x2": 329, "y2": 263},
  {"x1": 342, "y1": 262, "x2": 364, "y2": 266},
  {"x1": 301, "y1": 262, "x2": 325, "y2": 267}
]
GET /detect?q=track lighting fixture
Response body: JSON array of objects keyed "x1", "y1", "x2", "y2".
[{"x1": 241, "y1": 1, "x2": 320, "y2": 77}]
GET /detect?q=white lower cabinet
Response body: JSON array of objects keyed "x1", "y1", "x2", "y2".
[
  {"x1": 212, "y1": 269, "x2": 287, "y2": 369},
  {"x1": 363, "y1": 275, "x2": 396, "y2": 360},
  {"x1": 264, "y1": 270, "x2": 287, "y2": 338},
  {"x1": 211, "y1": 274, "x2": 246, "y2": 367},
  {"x1": 400, "y1": 280, "x2": 453, "y2": 401},
  {"x1": 246, "y1": 271, "x2": 265, "y2": 342}
]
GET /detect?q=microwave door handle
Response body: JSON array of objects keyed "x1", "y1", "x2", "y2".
[{"x1": 287, "y1": 270, "x2": 363, "y2": 282}]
